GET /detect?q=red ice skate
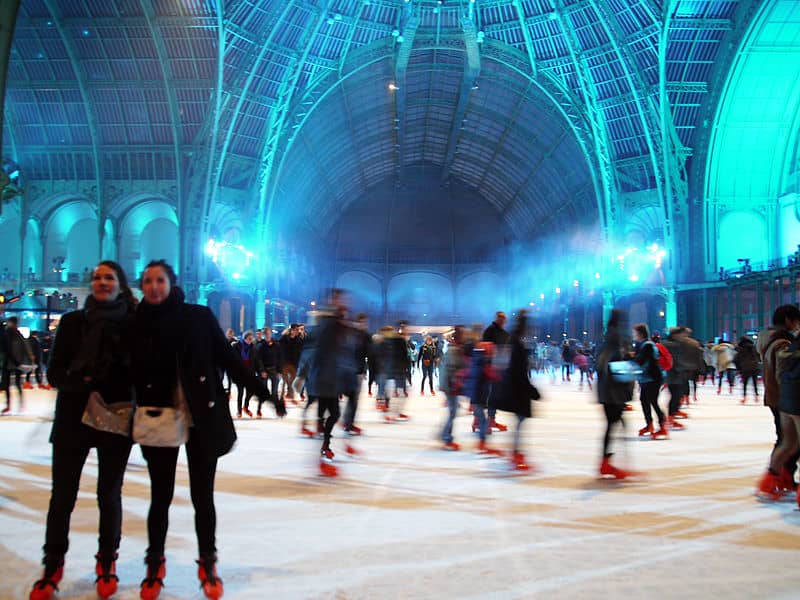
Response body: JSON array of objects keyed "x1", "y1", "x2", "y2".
[
  {"x1": 197, "y1": 556, "x2": 224, "y2": 599},
  {"x1": 95, "y1": 553, "x2": 119, "y2": 599},
  {"x1": 29, "y1": 558, "x2": 64, "y2": 600}
]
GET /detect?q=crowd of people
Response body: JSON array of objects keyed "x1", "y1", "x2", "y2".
[
  {"x1": 0, "y1": 319, "x2": 52, "y2": 414},
  {"x1": 2, "y1": 258, "x2": 798, "y2": 600}
]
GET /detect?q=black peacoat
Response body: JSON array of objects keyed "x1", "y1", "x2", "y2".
[
  {"x1": 47, "y1": 309, "x2": 134, "y2": 450},
  {"x1": 132, "y1": 299, "x2": 270, "y2": 458}
]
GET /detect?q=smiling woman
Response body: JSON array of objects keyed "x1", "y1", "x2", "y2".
[{"x1": 29, "y1": 259, "x2": 136, "y2": 600}]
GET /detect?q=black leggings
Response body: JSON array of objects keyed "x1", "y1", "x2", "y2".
[
  {"x1": 667, "y1": 382, "x2": 689, "y2": 416},
  {"x1": 741, "y1": 371, "x2": 759, "y2": 396},
  {"x1": 2, "y1": 368, "x2": 22, "y2": 404},
  {"x1": 420, "y1": 364, "x2": 434, "y2": 393},
  {"x1": 317, "y1": 396, "x2": 340, "y2": 448},
  {"x1": 43, "y1": 441, "x2": 132, "y2": 558},
  {"x1": 141, "y1": 435, "x2": 218, "y2": 559},
  {"x1": 26, "y1": 365, "x2": 44, "y2": 385},
  {"x1": 639, "y1": 381, "x2": 664, "y2": 426},
  {"x1": 237, "y1": 383, "x2": 254, "y2": 413},
  {"x1": 602, "y1": 403, "x2": 625, "y2": 457}
]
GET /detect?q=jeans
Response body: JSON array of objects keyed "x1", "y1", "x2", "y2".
[
  {"x1": 442, "y1": 394, "x2": 458, "y2": 443},
  {"x1": 472, "y1": 402, "x2": 488, "y2": 441},
  {"x1": 377, "y1": 373, "x2": 388, "y2": 399},
  {"x1": 718, "y1": 368, "x2": 735, "y2": 390},
  {"x1": 770, "y1": 406, "x2": 800, "y2": 473},
  {"x1": 420, "y1": 364, "x2": 434, "y2": 393},
  {"x1": 512, "y1": 415, "x2": 526, "y2": 453},
  {"x1": 141, "y1": 435, "x2": 218, "y2": 558},
  {"x1": 342, "y1": 381, "x2": 361, "y2": 429},
  {"x1": 43, "y1": 441, "x2": 131, "y2": 558},
  {"x1": 281, "y1": 364, "x2": 297, "y2": 399}
]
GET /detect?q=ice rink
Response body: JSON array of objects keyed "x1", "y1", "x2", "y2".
[{"x1": 2, "y1": 374, "x2": 799, "y2": 599}]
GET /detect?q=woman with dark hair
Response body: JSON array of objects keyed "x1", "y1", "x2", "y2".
[
  {"x1": 493, "y1": 310, "x2": 540, "y2": 471},
  {"x1": 595, "y1": 309, "x2": 636, "y2": 479},
  {"x1": 633, "y1": 322, "x2": 668, "y2": 440},
  {"x1": 131, "y1": 260, "x2": 283, "y2": 600},
  {"x1": 30, "y1": 260, "x2": 136, "y2": 600}
]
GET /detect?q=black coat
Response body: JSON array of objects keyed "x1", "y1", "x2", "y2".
[
  {"x1": 257, "y1": 339, "x2": 282, "y2": 372},
  {"x1": 132, "y1": 296, "x2": 269, "y2": 457},
  {"x1": 595, "y1": 340, "x2": 633, "y2": 406},
  {"x1": 47, "y1": 309, "x2": 134, "y2": 450},
  {"x1": 734, "y1": 340, "x2": 760, "y2": 374},
  {"x1": 482, "y1": 322, "x2": 510, "y2": 345},
  {"x1": 492, "y1": 339, "x2": 539, "y2": 418},
  {"x1": 279, "y1": 335, "x2": 303, "y2": 367},
  {"x1": 303, "y1": 310, "x2": 341, "y2": 398},
  {"x1": 232, "y1": 340, "x2": 265, "y2": 374}
]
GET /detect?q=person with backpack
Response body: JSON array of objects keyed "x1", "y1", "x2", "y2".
[
  {"x1": 755, "y1": 305, "x2": 800, "y2": 501},
  {"x1": 632, "y1": 323, "x2": 668, "y2": 440}
]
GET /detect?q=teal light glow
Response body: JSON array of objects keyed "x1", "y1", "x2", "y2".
[
  {"x1": 706, "y1": 0, "x2": 800, "y2": 275},
  {"x1": 206, "y1": 238, "x2": 257, "y2": 281},
  {"x1": 717, "y1": 211, "x2": 768, "y2": 270}
]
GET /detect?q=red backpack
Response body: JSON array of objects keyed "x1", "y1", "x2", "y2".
[{"x1": 655, "y1": 342, "x2": 673, "y2": 372}]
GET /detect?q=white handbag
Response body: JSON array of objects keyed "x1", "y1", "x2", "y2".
[
  {"x1": 133, "y1": 372, "x2": 193, "y2": 447},
  {"x1": 81, "y1": 390, "x2": 132, "y2": 437},
  {"x1": 608, "y1": 360, "x2": 643, "y2": 383}
]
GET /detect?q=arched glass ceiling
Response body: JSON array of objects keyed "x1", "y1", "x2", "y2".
[
  {"x1": 274, "y1": 47, "x2": 594, "y2": 238},
  {"x1": 1, "y1": 0, "x2": 757, "y2": 243},
  {"x1": 706, "y1": 0, "x2": 800, "y2": 209}
]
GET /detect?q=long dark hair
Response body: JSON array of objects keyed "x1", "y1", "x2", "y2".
[
  {"x1": 510, "y1": 309, "x2": 528, "y2": 341},
  {"x1": 95, "y1": 260, "x2": 137, "y2": 313}
]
